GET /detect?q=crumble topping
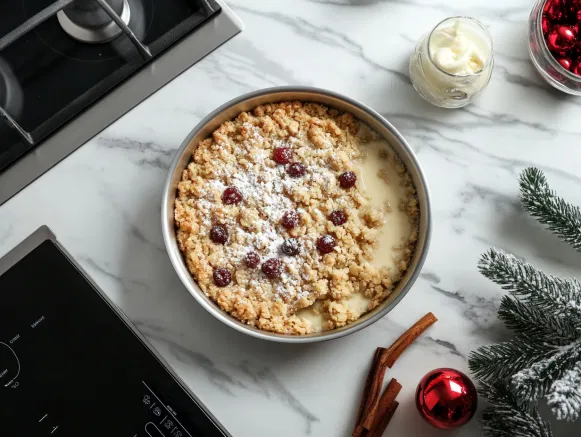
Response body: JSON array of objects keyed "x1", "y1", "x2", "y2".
[{"x1": 175, "y1": 102, "x2": 418, "y2": 335}]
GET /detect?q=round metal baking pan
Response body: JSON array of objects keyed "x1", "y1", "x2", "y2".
[{"x1": 162, "y1": 87, "x2": 432, "y2": 343}]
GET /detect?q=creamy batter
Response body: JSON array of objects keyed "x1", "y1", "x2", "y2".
[{"x1": 297, "y1": 139, "x2": 418, "y2": 331}]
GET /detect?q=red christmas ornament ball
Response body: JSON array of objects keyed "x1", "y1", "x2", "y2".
[
  {"x1": 415, "y1": 368, "x2": 478, "y2": 429},
  {"x1": 557, "y1": 56, "x2": 573, "y2": 70},
  {"x1": 547, "y1": 24, "x2": 578, "y2": 55},
  {"x1": 542, "y1": 15, "x2": 551, "y2": 35},
  {"x1": 573, "y1": 59, "x2": 581, "y2": 75}
]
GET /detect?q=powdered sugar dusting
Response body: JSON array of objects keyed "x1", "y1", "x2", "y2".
[{"x1": 197, "y1": 123, "x2": 316, "y2": 302}]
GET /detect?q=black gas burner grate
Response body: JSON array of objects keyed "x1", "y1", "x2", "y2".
[
  {"x1": 0, "y1": 58, "x2": 22, "y2": 118},
  {"x1": 0, "y1": 0, "x2": 221, "y2": 172},
  {"x1": 57, "y1": 0, "x2": 131, "y2": 44}
]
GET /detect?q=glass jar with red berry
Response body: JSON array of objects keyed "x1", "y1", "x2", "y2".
[{"x1": 529, "y1": 0, "x2": 581, "y2": 94}]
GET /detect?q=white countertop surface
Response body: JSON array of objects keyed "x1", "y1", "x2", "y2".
[{"x1": 2, "y1": 0, "x2": 581, "y2": 435}]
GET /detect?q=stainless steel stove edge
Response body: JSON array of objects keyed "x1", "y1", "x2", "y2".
[{"x1": 0, "y1": 1, "x2": 243, "y2": 206}]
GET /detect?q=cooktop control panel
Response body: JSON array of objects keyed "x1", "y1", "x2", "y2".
[{"x1": 0, "y1": 227, "x2": 230, "y2": 436}]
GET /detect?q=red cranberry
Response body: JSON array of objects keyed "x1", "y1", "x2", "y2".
[
  {"x1": 287, "y1": 162, "x2": 306, "y2": 177},
  {"x1": 281, "y1": 238, "x2": 300, "y2": 256},
  {"x1": 262, "y1": 258, "x2": 283, "y2": 278},
  {"x1": 273, "y1": 147, "x2": 292, "y2": 164},
  {"x1": 281, "y1": 210, "x2": 299, "y2": 229},
  {"x1": 244, "y1": 251, "x2": 261, "y2": 269},
  {"x1": 329, "y1": 210, "x2": 347, "y2": 226},
  {"x1": 338, "y1": 171, "x2": 357, "y2": 189},
  {"x1": 213, "y1": 268, "x2": 231, "y2": 287},
  {"x1": 210, "y1": 225, "x2": 228, "y2": 244},
  {"x1": 317, "y1": 235, "x2": 336, "y2": 254},
  {"x1": 222, "y1": 187, "x2": 243, "y2": 205}
]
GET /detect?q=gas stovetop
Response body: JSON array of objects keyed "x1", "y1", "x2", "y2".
[
  {"x1": 0, "y1": 226, "x2": 231, "y2": 436},
  {"x1": 0, "y1": 0, "x2": 242, "y2": 206}
]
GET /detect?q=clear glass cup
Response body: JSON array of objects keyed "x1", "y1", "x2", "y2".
[
  {"x1": 409, "y1": 17, "x2": 494, "y2": 108},
  {"x1": 529, "y1": 0, "x2": 581, "y2": 95}
]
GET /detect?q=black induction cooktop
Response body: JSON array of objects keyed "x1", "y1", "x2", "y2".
[{"x1": 0, "y1": 226, "x2": 231, "y2": 437}]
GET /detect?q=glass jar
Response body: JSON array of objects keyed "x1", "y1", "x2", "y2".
[
  {"x1": 409, "y1": 17, "x2": 494, "y2": 109},
  {"x1": 529, "y1": 0, "x2": 581, "y2": 95}
]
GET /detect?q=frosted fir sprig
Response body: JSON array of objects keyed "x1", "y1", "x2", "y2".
[
  {"x1": 519, "y1": 168, "x2": 581, "y2": 253},
  {"x1": 497, "y1": 296, "x2": 579, "y2": 345},
  {"x1": 547, "y1": 362, "x2": 581, "y2": 422},
  {"x1": 479, "y1": 381, "x2": 553, "y2": 437},
  {"x1": 479, "y1": 249, "x2": 581, "y2": 319},
  {"x1": 511, "y1": 341, "x2": 581, "y2": 403},
  {"x1": 469, "y1": 168, "x2": 581, "y2": 437}
]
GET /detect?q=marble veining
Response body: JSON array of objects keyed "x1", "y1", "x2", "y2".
[
  {"x1": 137, "y1": 322, "x2": 321, "y2": 434},
  {"x1": 1, "y1": 0, "x2": 581, "y2": 435},
  {"x1": 428, "y1": 338, "x2": 465, "y2": 359},
  {"x1": 95, "y1": 136, "x2": 177, "y2": 170}
]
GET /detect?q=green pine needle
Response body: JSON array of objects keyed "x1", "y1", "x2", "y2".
[
  {"x1": 479, "y1": 381, "x2": 553, "y2": 437},
  {"x1": 519, "y1": 167, "x2": 581, "y2": 253},
  {"x1": 479, "y1": 248, "x2": 581, "y2": 318},
  {"x1": 498, "y1": 296, "x2": 580, "y2": 345},
  {"x1": 469, "y1": 337, "x2": 556, "y2": 382}
]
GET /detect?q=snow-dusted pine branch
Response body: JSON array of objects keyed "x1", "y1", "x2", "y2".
[
  {"x1": 498, "y1": 296, "x2": 580, "y2": 345},
  {"x1": 469, "y1": 168, "x2": 581, "y2": 436},
  {"x1": 511, "y1": 342, "x2": 581, "y2": 403},
  {"x1": 479, "y1": 249, "x2": 581, "y2": 318},
  {"x1": 470, "y1": 337, "x2": 556, "y2": 382},
  {"x1": 547, "y1": 362, "x2": 581, "y2": 422},
  {"x1": 519, "y1": 167, "x2": 581, "y2": 253},
  {"x1": 479, "y1": 381, "x2": 553, "y2": 437}
]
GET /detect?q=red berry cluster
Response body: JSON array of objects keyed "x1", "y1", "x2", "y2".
[
  {"x1": 273, "y1": 146, "x2": 309, "y2": 178},
  {"x1": 316, "y1": 210, "x2": 349, "y2": 255},
  {"x1": 542, "y1": 0, "x2": 581, "y2": 75},
  {"x1": 212, "y1": 152, "x2": 359, "y2": 286}
]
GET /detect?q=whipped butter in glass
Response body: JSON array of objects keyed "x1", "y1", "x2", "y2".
[{"x1": 410, "y1": 17, "x2": 494, "y2": 108}]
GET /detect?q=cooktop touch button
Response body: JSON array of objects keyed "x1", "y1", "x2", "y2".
[{"x1": 0, "y1": 342, "x2": 19, "y2": 388}]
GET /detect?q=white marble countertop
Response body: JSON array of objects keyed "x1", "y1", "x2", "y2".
[{"x1": 2, "y1": 0, "x2": 581, "y2": 435}]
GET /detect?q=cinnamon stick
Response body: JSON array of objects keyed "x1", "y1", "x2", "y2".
[
  {"x1": 368, "y1": 401, "x2": 399, "y2": 437},
  {"x1": 383, "y1": 312, "x2": 438, "y2": 368},
  {"x1": 352, "y1": 313, "x2": 437, "y2": 436},
  {"x1": 355, "y1": 348, "x2": 384, "y2": 425},
  {"x1": 353, "y1": 348, "x2": 391, "y2": 437},
  {"x1": 367, "y1": 379, "x2": 402, "y2": 431}
]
